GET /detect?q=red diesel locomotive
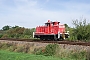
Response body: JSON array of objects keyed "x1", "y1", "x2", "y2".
[{"x1": 33, "y1": 20, "x2": 69, "y2": 40}]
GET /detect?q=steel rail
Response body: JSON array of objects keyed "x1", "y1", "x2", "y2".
[{"x1": 0, "y1": 38, "x2": 90, "y2": 46}]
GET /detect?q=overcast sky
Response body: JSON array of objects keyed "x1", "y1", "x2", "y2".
[{"x1": 0, "y1": 0, "x2": 90, "y2": 29}]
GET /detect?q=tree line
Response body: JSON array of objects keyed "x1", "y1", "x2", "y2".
[
  {"x1": 0, "y1": 25, "x2": 35, "y2": 39},
  {"x1": 0, "y1": 18, "x2": 90, "y2": 41}
]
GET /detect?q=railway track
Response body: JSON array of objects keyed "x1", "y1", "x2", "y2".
[{"x1": 0, "y1": 38, "x2": 90, "y2": 46}]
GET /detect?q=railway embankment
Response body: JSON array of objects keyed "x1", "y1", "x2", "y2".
[{"x1": 0, "y1": 40, "x2": 89, "y2": 52}]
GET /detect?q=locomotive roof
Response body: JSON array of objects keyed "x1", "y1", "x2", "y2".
[
  {"x1": 45, "y1": 21, "x2": 60, "y2": 24},
  {"x1": 52, "y1": 21, "x2": 60, "y2": 24}
]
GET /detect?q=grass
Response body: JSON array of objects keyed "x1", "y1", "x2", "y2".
[{"x1": 0, "y1": 50, "x2": 73, "y2": 60}]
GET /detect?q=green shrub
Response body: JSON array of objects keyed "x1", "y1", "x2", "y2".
[
  {"x1": 0, "y1": 43, "x2": 3, "y2": 49},
  {"x1": 0, "y1": 34, "x2": 3, "y2": 38},
  {"x1": 1, "y1": 34, "x2": 9, "y2": 38},
  {"x1": 8, "y1": 46, "x2": 15, "y2": 51},
  {"x1": 35, "y1": 44, "x2": 59, "y2": 56},
  {"x1": 70, "y1": 51, "x2": 86, "y2": 60},
  {"x1": 8, "y1": 45, "x2": 17, "y2": 52},
  {"x1": 23, "y1": 35, "x2": 30, "y2": 39},
  {"x1": 23, "y1": 45, "x2": 30, "y2": 53},
  {"x1": 0, "y1": 43, "x2": 12, "y2": 50},
  {"x1": 44, "y1": 44, "x2": 59, "y2": 56},
  {"x1": 14, "y1": 46, "x2": 25, "y2": 53},
  {"x1": 35, "y1": 48, "x2": 45, "y2": 55},
  {"x1": 86, "y1": 48, "x2": 90, "y2": 60}
]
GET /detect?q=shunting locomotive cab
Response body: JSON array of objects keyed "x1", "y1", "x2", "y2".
[{"x1": 33, "y1": 20, "x2": 69, "y2": 40}]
